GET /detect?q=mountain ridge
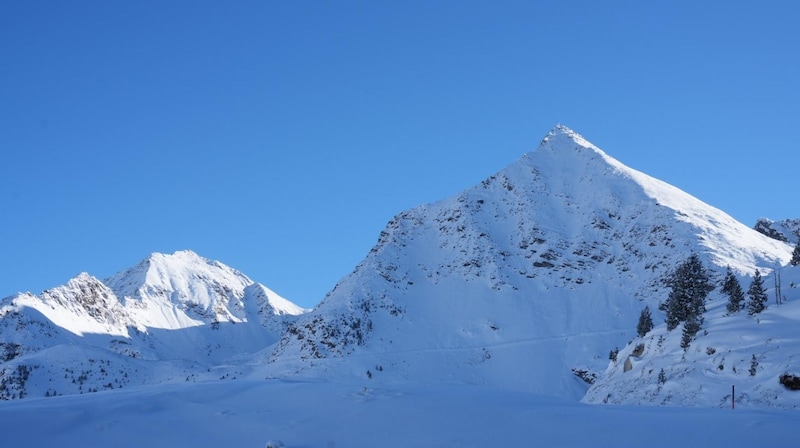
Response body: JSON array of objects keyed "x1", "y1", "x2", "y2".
[{"x1": 2, "y1": 125, "x2": 798, "y2": 407}]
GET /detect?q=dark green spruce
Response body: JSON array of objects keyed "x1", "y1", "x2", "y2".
[
  {"x1": 722, "y1": 266, "x2": 745, "y2": 313},
  {"x1": 747, "y1": 269, "x2": 768, "y2": 316},
  {"x1": 636, "y1": 306, "x2": 654, "y2": 338}
]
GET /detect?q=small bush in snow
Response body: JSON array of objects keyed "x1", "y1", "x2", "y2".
[{"x1": 749, "y1": 354, "x2": 759, "y2": 376}]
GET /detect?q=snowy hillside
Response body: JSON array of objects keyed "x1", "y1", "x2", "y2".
[
  {"x1": 0, "y1": 250, "x2": 307, "y2": 400},
  {"x1": 267, "y1": 125, "x2": 792, "y2": 400},
  {"x1": 584, "y1": 261, "x2": 800, "y2": 408}
]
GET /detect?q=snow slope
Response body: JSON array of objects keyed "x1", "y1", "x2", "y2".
[
  {"x1": 584, "y1": 263, "x2": 800, "y2": 408},
  {"x1": 267, "y1": 125, "x2": 792, "y2": 400}
]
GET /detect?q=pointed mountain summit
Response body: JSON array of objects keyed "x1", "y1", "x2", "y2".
[
  {"x1": 102, "y1": 250, "x2": 307, "y2": 330},
  {"x1": 105, "y1": 250, "x2": 258, "y2": 329},
  {"x1": 268, "y1": 125, "x2": 791, "y2": 398},
  {"x1": 107, "y1": 250, "x2": 252, "y2": 301}
]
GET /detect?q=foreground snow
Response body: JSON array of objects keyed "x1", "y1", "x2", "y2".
[{"x1": 0, "y1": 378, "x2": 795, "y2": 448}]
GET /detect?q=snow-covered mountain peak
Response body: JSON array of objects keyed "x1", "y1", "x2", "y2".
[
  {"x1": 0, "y1": 251, "x2": 309, "y2": 401},
  {"x1": 538, "y1": 123, "x2": 600, "y2": 154},
  {"x1": 16, "y1": 271, "x2": 131, "y2": 337},
  {"x1": 87, "y1": 250, "x2": 304, "y2": 335},
  {"x1": 107, "y1": 250, "x2": 251, "y2": 300},
  {"x1": 515, "y1": 125, "x2": 791, "y2": 275}
]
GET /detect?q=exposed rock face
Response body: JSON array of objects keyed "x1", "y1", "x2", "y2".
[
  {"x1": 624, "y1": 357, "x2": 633, "y2": 373},
  {"x1": 754, "y1": 218, "x2": 800, "y2": 244}
]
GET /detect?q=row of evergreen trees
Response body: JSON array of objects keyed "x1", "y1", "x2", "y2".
[
  {"x1": 721, "y1": 266, "x2": 768, "y2": 316},
  {"x1": 635, "y1": 254, "x2": 776, "y2": 350}
]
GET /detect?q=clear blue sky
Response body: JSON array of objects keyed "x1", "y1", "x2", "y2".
[{"x1": 2, "y1": 1, "x2": 798, "y2": 308}]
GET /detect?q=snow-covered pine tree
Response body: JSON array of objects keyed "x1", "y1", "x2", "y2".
[
  {"x1": 636, "y1": 306, "x2": 654, "y2": 338},
  {"x1": 722, "y1": 266, "x2": 745, "y2": 313},
  {"x1": 747, "y1": 269, "x2": 768, "y2": 316},
  {"x1": 659, "y1": 254, "x2": 713, "y2": 331},
  {"x1": 791, "y1": 240, "x2": 800, "y2": 267}
]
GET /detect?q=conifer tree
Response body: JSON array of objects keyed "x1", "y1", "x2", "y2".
[
  {"x1": 681, "y1": 315, "x2": 701, "y2": 350},
  {"x1": 791, "y1": 240, "x2": 800, "y2": 267},
  {"x1": 660, "y1": 254, "x2": 713, "y2": 331},
  {"x1": 636, "y1": 306, "x2": 654, "y2": 338},
  {"x1": 747, "y1": 269, "x2": 768, "y2": 316},
  {"x1": 722, "y1": 266, "x2": 745, "y2": 313}
]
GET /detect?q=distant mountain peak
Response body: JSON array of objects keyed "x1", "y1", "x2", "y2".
[
  {"x1": 148, "y1": 249, "x2": 204, "y2": 262},
  {"x1": 0, "y1": 250, "x2": 309, "y2": 400},
  {"x1": 105, "y1": 250, "x2": 253, "y2": 305}
]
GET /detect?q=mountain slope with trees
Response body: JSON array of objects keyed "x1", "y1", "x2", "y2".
[{"x1": 265, "y1": 125, "x2": 792, "y2": 401}]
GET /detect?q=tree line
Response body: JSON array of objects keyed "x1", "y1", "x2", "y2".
[{"x1": 635, "y1": 253, "x2": 777, "y2": 350}]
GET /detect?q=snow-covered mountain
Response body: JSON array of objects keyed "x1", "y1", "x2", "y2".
[
  {"x1": 266, "y1": 125, "x2": 792, "y2": 401},
  {"x1": 0, "y1": 250, "x2": 307, "y2": 399},
  {"x1": 3, "y1": 125, "x2": 798, "y2": 408}
]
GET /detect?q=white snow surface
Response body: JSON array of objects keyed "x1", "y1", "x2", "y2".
[{"x1": 0, "y1": 378, "x2": 796, "y2": 448}]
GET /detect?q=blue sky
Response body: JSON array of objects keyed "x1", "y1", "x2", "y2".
[{"x1": 2, "y1": 1, "x2": 798, "y2": 308}]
